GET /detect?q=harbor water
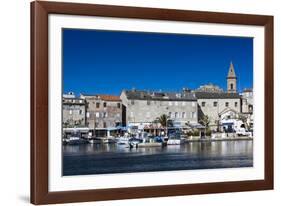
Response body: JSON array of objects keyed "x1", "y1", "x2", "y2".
[{"x1": 63, "y1": 140, "x2": 253, "y2": 176}]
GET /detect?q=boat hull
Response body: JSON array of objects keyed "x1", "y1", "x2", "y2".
[{"x1": 167, "y1": 139, "x2": 185, "y2": 145}]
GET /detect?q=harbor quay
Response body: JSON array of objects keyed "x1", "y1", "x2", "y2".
[{"x1": 62, "y1": 62, "x2": 253, "y2": 147}]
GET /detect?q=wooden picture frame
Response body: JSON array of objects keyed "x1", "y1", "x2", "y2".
[{"x1": 31, "y1": 1, "x2": 274, "y2": 204}]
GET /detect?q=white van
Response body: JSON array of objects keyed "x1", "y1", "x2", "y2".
[{"x1": 221, "y1": 119, "x2": 252, "y2": 136}]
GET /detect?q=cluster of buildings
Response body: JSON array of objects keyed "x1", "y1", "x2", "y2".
[{"x1": 63, "y1": 62, "x2": 253, "y2": 133}]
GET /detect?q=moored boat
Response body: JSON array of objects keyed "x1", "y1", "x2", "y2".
[
  {"x1": 167, "y1": 138, "x2": 185, "y2": 145},
  {"x1": 129, "y1": 136, "x2": 164, "y2": 148},
  {"x1": 167, "y1": 131, "x2": 185, "y2": 145},
  {"x1": 63, "y1": 136, "x2": 89, "y2": 145},
  {"x1": 116, "y1": 136, "x2": 130, "y2": 145},
  {"x1": 88, "y1": 137, "x2": 102, "y2": 144}
]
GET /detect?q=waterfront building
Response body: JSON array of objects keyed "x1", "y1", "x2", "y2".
[
  {"x1": 194, "y1": 62, "x2": 241, "y2": 130},
  {"x1": 241, "y1": 88, "x2": 254, "y2": 129},
  {"x1": 80, "y1": 94, "x2": 122, "y2": 129},
  {"x1": 62, "y1": 92, "x2": 86, "y2": 127},
  {"x1": 120, "y1": 89, "x2": 198, "y2": 128},
  {"x1": 62, "y1": 62, "x2": 252, "y2": 134},
  {"x1": 241, "y1": 88, "x2": 253, "y2": 114}
]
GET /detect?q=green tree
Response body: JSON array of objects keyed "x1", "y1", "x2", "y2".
[
  {"x1": 156, "y1": 114, "x2": 168, "y2": 127},
  {"x1": 199, "y1": 115, "x2": 210, "y2": 136}
]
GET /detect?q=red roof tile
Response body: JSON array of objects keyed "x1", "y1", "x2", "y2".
[{"x1": 99, "y1": 95, "x2": 121, "y2": 101}]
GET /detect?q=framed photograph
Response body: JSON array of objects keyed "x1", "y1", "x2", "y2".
[{"x1": 31, "y1": 1, "x2": 274, "y2": 204}]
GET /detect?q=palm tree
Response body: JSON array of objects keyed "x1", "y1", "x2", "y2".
[
  {"x1": 156, "y1": 114, "x2": 168, "y2": 127},
  {"x1": 155, "y1": 114, "x2": 169, "y2": 136}
]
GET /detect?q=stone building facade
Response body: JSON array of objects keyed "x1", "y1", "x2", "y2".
[
  {"x1": 241, "y1": 88, "x2": 254, "y2": 128},
  {"x1": 241, "y1": 88, "x2": 253, "y2": 114},
  {"x1": 195, "y1": 91, "x2": 241, "y2": 128},
  {"x1": 194, "y1": 62, "x2": 241, "y2": 129},
  {"x1": 80, "y1": 94, "x2": 122, "y2": 129},
  {"x1": 62, "y1": 92, "x2": 86, "y2": 127},
  {"x1": 120, "y1": 90, "x2": 198, "y2": 127},
  {"x1": 62, "y1": 62, "x2": 252, "y2": 131}
]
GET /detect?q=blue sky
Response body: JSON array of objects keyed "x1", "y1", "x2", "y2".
[{"x1": 63, "y1": 29, "x2": 253, "y2": 95}]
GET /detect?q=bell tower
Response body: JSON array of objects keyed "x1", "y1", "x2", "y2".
[{"x1": 227, "y1": 61, "x2": 237, "y2": 93}]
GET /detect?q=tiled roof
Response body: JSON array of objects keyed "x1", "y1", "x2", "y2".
[
  {"x1": 123, "y1": 90, "x2": 197, "y2": 101},
  {"x1": 99, "y1": 95, "x2": 121, "y2": 101},
  {"x1": 195, "y1": 92, "x2": 240, "y2": 99},
  {"x1": 80, "y1": 94, "x2": 121, "y2": 101}
]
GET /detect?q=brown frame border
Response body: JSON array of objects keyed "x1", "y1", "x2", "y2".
[{"x1": 31, "y1": 1, "x2": 274, "y2": 204}]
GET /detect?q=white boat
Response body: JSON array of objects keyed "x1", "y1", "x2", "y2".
[
  {"x1": 167, "y1": 138, "x2": 185, "y2": 145},
  {"x1": 129, "y1": 136, "x2": 164, "y2": 148},
  {"x1": 88, "y1": 137, "x2": 102, "y2": 144},
  {"x1": 128, "y1": 137, "x2": 142, "y2": 148},
  {"x1": 137, "y1": 142, "x2": 162, "y2": 147},
  {"x1": 102, "y1": 137, "x2": 116, "y2": 144},
  {"x1": 63, "y1": 136, "x2": 88, "y2": 145},
  {"x1": 167, "y1": 130, "x2": 185, "y2": 145},
  {"x1": 116, "y1": 136, "x2": 130, "y2": 145}
]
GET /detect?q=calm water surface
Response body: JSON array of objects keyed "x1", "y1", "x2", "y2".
[{"x1": 63, "y1": 140, "x2": 253, "y2": 176}]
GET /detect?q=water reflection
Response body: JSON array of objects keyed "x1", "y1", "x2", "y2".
[{"x1": 63, "y1": 140, "x2": 253, "y2": 176}]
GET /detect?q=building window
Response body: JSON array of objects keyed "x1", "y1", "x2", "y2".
[
  {"x1": 225, "y1": 102, "x2": 229, "y2": 107},
  {"x1": 103, "y1": 112, "x2": 107, "y2": 118},
  {"x1": 86, "y1": 112, "x2": 90, "y2": 118},
  {"x1": 235, "y1": 102, "x2": 238, "y2": 107},
  {"x1": 103, "y1": 122, "x2": 107, "y2": 128},
  {"x1": 175, "y1": 112, "x2": 178, "y2": 118},
  {"x1": 249, "y1": 105, "x2": 253, "y2": 112},
  {"x1": 147, "y1": 100, "x2": 151, "y2": 105},
  {"x1": 95, "y1": 122, "x2": 99, "y2": 128},
  {"x1": 79, "y1": 100, "x2": 83, "y2": 103},
  {"x1": 103, "y1": 102, "x2": 107, "y2": 107},
  {"x1": 182, "y1": 112, "x2": 186, "y2": 118},
  {"x1": 230, "y1": 83, "x2": 233, "y2": 90},
  {"x1": 117, "y1": 103, "x2": 121, "y2": 108},
  {"x1": 131, "y1": 100, "x2": 134, "y2": 105},
  {"x1": 201, "y1": 102, "x2": 206, "y2": 107},
  {"x1": 69, "y1": 110, "x2": 73, "y2": 115},
  {"x1": 96, "y1": 102, "x2": 100, "y2": 108},
  {"x1": 191, "y1": 112, "x2": 196, "y2": 118},
  {"x1": 213, "y1": 102, "x2": 218, "y2": 107},
  {"x1": 168, "y1": 112, "x2": 172, "y2": 118},
  {"x1": 79, "y1": 110, "x2": 83, "y2": 115},
  {"x1": 96, "y1": 112, "x2": 100, "y2": 118}
]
